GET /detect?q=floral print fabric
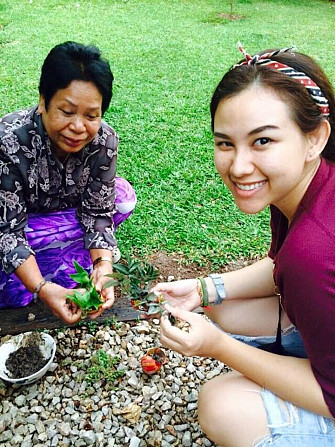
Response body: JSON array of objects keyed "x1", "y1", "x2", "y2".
[
  {"x1": 0, "y1": 106, "x2": 119, "y2": 275},
  {"x1": 0, "y1": 198, "x2": 135, "y2": 308}
]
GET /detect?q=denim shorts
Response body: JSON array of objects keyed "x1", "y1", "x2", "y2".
[
  {"x1": 254, "y1": 390, "x2": 335, "y2": 446},
  {"x1": 231, "y1": 328, "x2": 335, "y2": 446},
  {"x1": 230, "y1": 324, "x2": 307, "y2": 358}
]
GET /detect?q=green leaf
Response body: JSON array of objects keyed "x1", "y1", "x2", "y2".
[
  {"x1": 67, "y1": 290, "x2": 91, "y2": 308},
  {"x1": 146, "y1": 293, "x2": 158, "y2": 302},
  {"x1": 69, "y1": 272, "x2": 91, "y2": 285},
  {"x1": 128, "y1": 262, "x2": 141, "y2": 273},
  {"x1": 113, "y1": 264, "x2": 130, "y2": 275},
  {"x1": 102, "y1": 279, "x2": 119, "y2": 289},
  {"x1": 73, "y1": 260, "x2": 87, "y2": 274},
  {"x1": 67, "y1": 286, "x2": 103, "y2": 311},
  {"x1": 146, "y1": 305, "x2": 162, "y2": 315},
  {"x1": 69, "y1": 261, "x2": 91, "y2": 286}
]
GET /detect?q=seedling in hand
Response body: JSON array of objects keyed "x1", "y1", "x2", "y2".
[{"x1": 66, "y1": 261, "x2": 103, "y2": 314}]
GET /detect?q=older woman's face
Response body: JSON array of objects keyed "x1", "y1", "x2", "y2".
[{"x1": 38, "y1": 80, "x2": 102, "y2": 160}]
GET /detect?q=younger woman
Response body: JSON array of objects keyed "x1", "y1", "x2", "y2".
[{"x1": 157, "y1": 45, "x2": 335, "y2": 446}]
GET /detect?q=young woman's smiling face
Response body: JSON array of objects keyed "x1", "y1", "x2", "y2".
[{"x1": 213, "y1": 86, "x2": 321, "y2": 220}]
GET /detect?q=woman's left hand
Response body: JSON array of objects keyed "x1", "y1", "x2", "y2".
[
  {"x1": 160, "y1": 304, "x2": 224, "y2": 358},
  {"x1": 89, "y1": 262, "x2": 115, "y2": 319}
]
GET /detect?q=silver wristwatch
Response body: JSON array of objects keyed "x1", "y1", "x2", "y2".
[{"x1": 209, "y1": 273, "x2": 226, "y2": 305}]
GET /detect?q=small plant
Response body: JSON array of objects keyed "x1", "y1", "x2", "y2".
[
  {"x1": 66, "y1": 261, "x2": 103, "y2": 314},
  {"x1": 86, "y1": 349, "x2": 125, "y2": 388},
  {"x1": 229, "y1": 0, "x2": 235, "y2": 17},
  {"x1": 103, "y1": 255, "x2": 163, "y2": 316},
  {"x1": 103, "y1": 315, "x2": 121, "y2": 329},
  {"x1": 86, "y1": 319, "x2": 100, "y2": 333}
]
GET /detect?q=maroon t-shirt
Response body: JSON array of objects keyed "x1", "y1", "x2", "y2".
[{"x1": 269, "y1": 158, "x2": 335, "y2": 417}]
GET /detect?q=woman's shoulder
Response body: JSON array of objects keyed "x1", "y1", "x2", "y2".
[
  {"x1": 90, "y1": 120, "x2": 119, "y2": 151},
  {"x1": 0, "y1": 106, "x2": 39, "y2": 136}
]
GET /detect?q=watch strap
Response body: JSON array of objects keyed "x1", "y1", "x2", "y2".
[{"x1": 209, "y1": 273, "x2": 226, "y2": 305}]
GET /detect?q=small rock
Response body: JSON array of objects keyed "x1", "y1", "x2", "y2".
[
  {"x1": 79, "y1": 430, "x2": 96, "y2": 444},
  {"x1": 187, "y1": 402, "x2": 198, "y2": 411},
  {"x1": 173, "y1": 396, "x2": 184, "y2": 405},
  {"x1": 186, "y1": 389, "x2": 198, "y2": 402},
  {"x1": 175, "y1": 424, "x2": 189, "y2": 432},
  {"x1": 14, "y1": 395, "x2": 26, "y2": 407},
  {"x1": 27, "y1": 313, "x2": 36, "y2": 321},
  {"x1": 129, "y1": 436, "x2": 141, "y2": 447},
  {"x1": 26, "y1": 414, "x2": 38, "y2": 424},
  {"x1": 58, "y1": 422, "x2": 71, "y2": 436},
  {"x1": 182, "y1": 430, "x2": 192, "y2": 446},
  {"x1": 175, "y1": 367, "x2": 186, "y2": 377}
]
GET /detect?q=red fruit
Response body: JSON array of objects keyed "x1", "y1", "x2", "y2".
[
  {"x1": 141, "y1": 347, "x2": 166, "y2": 375},
  {"x1": 130, "y1": 299, "x2": 140, "y2": 310},
  {"x1": 141, "y1": 355, "x2": 161, "y2": 375},
  {"x1": 130, "y1": 299, "x2": 148, "y2": 312}
]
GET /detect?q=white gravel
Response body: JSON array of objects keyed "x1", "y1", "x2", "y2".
[{"x1": 0, "y1": 318, "x2": 229, "y2": 446}]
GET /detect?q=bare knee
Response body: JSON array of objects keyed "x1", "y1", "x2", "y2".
[
  {"x1": 198, "y1": 372, "x2": 268, "y2": 447},
  {"x1": 198, "y1": 373, "x2": 241, "y2": 444}
]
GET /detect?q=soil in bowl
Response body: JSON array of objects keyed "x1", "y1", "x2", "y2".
[{"x1": 5, "y1": 333, "x2": 49, "y2": 379}]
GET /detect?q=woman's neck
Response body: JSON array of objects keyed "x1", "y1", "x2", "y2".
[{"x1": 277, "y1": 157, "x2": 321, "y2": 223}]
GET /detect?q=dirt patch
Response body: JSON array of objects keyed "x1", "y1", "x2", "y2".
[
  {"x1": 218, "y1": 13, "x2": 244, "y2": 21},
  {"x1": 147, "y1": 252, "x2": 256, "y2": 282}
]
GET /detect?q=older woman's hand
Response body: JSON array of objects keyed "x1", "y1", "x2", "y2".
[
  {"x1": 89, "y1": 262, "x2": 115, "y2": 319},
  {"x1": 39, "y1": 283, "x2": 82, "y2": 324}
]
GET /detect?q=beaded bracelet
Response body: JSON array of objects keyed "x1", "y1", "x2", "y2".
[{"x1": 197, "y1": 277, "x2": 209, "y2": 307}]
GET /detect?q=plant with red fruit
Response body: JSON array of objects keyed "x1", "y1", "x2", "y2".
[{"x1": 141, "y1": 347, "x2": 166, "y2": 375}]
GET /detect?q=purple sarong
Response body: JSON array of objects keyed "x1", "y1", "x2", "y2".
[{"x1": 0, "y1": 177, "x2": 136, "y2": 309}]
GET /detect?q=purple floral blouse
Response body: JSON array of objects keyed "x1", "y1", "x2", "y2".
[{"x1": 0, "y1": 106, "x2": 118, "y2": 274}]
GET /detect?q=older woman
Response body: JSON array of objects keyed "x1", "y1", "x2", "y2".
[{"x1": 0, "y1": 41, "x2": 136, "y2": 324}]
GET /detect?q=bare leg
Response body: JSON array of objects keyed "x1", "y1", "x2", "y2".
[
  {"x1": 198, "y1": 371, "x2": 269, "y2": 447},
  {"x1": 206, "y1": 296, "x2": 291, "y2": 337}
]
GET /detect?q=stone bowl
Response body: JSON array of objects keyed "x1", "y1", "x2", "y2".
[{"x1": 0, "y1": 332, "x2": 56, "y2": 386}]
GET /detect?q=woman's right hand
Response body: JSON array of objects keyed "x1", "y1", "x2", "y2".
[
  {"x1": 38, "y1": 283, "x2": 82, "y2": 324},
  {"x1": 151, "y1": 278, "x2": 201, "y2": 312}
]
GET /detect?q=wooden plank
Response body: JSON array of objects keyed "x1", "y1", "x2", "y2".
[{"x1": 0, "y1": 296, "x2": 139, "y2": 336}]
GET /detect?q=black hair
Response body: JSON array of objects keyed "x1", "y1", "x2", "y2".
[
  {"x1": 210, "y1": 50, "x2": 335, "y2": 161},
  {"x1": 39, "y1": 41, "x2": 113, "y2": 115}
]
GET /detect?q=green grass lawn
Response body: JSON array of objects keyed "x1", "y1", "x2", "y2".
[{"x1": 0, "y1": 0, "x2": 334, "y2": 267}]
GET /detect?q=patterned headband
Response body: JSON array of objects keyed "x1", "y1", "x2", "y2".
[{"x1": 232, "y1": 42, "x2": 329, "y2": 117}]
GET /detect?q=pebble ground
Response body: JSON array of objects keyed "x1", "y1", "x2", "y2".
[{"x1": 0, "y1": 318, "x2": 229, "y2": 446}]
